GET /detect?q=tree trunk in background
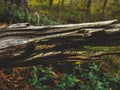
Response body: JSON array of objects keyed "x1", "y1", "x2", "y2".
[
  {"x1": 61, "y1": 0, "x2": 64, "y2": 8},
  {"x1": 86, "y1": 0, "x2": 92, "y2": 14},
  {"x1": 58, "y1": 0, "x2": 61, "y2": 7},
  {"x1": 21, "y1": 0, "x2": 29, "y2": 14},
  {"x1": 86, "y1": 0, "x2": 92, "y2": 21},
  {"x1": 69, "y1": 0, "x2": 73, "y2": 7},
  {"x1": 49, "y1": 0, "x2": 53, "y2": 8},
  {"x1": 101, "y1": 0, "x2": 108, "y2": 20}
]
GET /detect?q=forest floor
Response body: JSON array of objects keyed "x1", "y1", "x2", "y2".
[{"x1": 0, "y1": 67, "x2": 33, "y2": 90}]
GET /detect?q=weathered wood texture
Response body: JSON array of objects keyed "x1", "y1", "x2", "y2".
[{"x1": 0, "y1": 20, "x2": 120, "y2": 67}]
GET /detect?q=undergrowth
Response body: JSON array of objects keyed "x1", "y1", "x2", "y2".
[{"x1": 29, "y1": 62, "x2": 120, "y2": 90}]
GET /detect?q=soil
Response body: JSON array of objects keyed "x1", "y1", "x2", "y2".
[{"x1": 0, "y1": 67, "x2": 33, "y2": 90}]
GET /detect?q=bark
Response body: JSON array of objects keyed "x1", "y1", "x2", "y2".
[{"x1": 0, "y1": 20, "x2": 120, "y2": 68}]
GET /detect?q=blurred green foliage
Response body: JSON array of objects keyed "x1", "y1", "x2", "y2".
[
  {"x1": 28, "y1": 0, "x2": 120, "y2": 23},
  {"x1": 0, "y1": 1, "x2": 27, "y2": 23},
  {"x1": 28, "y1": 12, "x2": 59, "y2": 25},
  {"x1": 1, "y1": 0, "x2": 120, "y2": 24}
]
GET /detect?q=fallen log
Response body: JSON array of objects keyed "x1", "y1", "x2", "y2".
[{"x1": 0, "y1": 20, "x2": 120, "y2": 68}]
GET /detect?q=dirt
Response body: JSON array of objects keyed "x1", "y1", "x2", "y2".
[{"x1": 0, "y1": 67, "x2": 33, "y2": 90}]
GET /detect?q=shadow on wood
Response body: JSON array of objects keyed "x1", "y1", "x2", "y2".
[{"x1": 0, "y1": 20, "x2": 120, "y2": 68}]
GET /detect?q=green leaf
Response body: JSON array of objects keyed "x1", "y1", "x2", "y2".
[
  {"x1": 39, "y1": 77, "x2": 47, "y2": 81},
  {"x1": 96, "y1": 81, "x2": 103, "y2": 90},
  {"x1": 88, "y1": 72, "x2": 94, "y2": 79}
]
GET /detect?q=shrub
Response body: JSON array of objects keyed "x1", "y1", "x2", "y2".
[
  {"x1": 0, "y1": 1, "x2": 27, "y2": 23},
  {"x1": 29, "y1": 62, "x2": 120, "y2": 90},
  {"x1": 28, "y1": 12, "x2": 59, "y2": 25}
]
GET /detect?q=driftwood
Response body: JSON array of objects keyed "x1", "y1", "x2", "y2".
[{"x1": 0, "y1": 20, "x2": 120, "y2": 68}]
